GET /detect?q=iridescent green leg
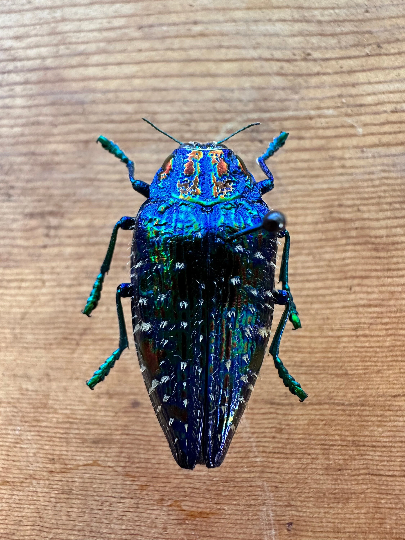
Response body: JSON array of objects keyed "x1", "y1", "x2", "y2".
[
  {"x1": 256, "y1": 131, "x2": 289, "y2": 195},
  {"x1": 87, "y1": 283, "x2": 132, "y2": 390},
  {"x1": 82, "y1": 216, "x2": 135, "y2": 316},
  {"x1": 97, "y1": 136, "x2": 150, "y2": 198},
  {"x1": 270, "y1": 230, "x2": 307, "y2": 401},
  {"x1": 279, "y1": 230, "x2": 301, "y2": 330}
]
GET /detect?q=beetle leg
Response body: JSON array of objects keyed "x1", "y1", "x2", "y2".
[
  {"x1": 269, "y1": 301, "x2": 307, "y2": 401},
  {"x1": 278, "y1": 230, "x2": 301, "y2": 329},
  {"x1": 86, "y1": 283, "x2": 132, "y2": 390},
  {"x1": 269, "y1": 229, "x2": 307, "y2": 401},
  {"x1": 256, "y1": 131, "x2": 289, "y2": 195},
  {"x1": 82, "y1": 216, "x2": 136, "y2": 316},
  {"x1": 97, "y1": 135, "x2": 150, "y2": 198}
]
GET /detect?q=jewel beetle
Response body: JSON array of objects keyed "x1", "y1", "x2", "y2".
[{"x1": 83, "y1": 118, "x2": 307, "y2": 469}]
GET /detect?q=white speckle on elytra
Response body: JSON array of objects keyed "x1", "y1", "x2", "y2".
[
  {"x1": 180, "y1": 301, "x2": 188, "y2": 308},
  {"x1": 169, "y1": 418, "x2": 174, "y2": 426},
  {"x1": 239, "y1": 396, "x2": 246, "y2": 403},
  {"x1": 265, "y1": 290, "x2": 273, "y2": 297},
  {"x1": 225, "y1": 360, "x2": 231, "y2": 371},
  {"x1": 140, "y1": 364, "x2": 146, "y2": 372},
  {"x1": 141, "y1": 322, "x2": 152, "y2": 332},
  {"x1": 258, "y1": 327, "x2": 270, "y2": 338},
  {"x1": 184, "y1": 424, "x2": 188, "y2": 432},
  {"x1": 163, "y1": 395, "x2": 170, "y2": 402},
  {"x1": 183, "y1": 399, "x2": 188, "y2": 407},
  {"x1": 149, "y1": 379, "x2": 159, "y2": 394},
  {"x1": 138, "y1": 297, "x2": 147, "y2": 305},
  {"x1": 180, "y1": 321, "x2": 188, "y2": 329},
  {"x1": 248, "y1": 384, "x2": 254, "y2": 391},
  {"x1": 254, "y1": 252, "x2": 265, "y2": 259},
  {"x1": 160, "y1": 321, "x2": 168, "y2": 329},
  {"x1": 230, "y1": 276, "x2": 240, "y2": 285},
  {"x1": 157, "y1": 405, "x2": 162, "y2": 412},
  {"x1": 200, "y1": 334, "x2": 204, "y2": 342},
  {"x1": 161, "y1": 375, "x2": 170, "y2": 383},
  {"x1": 181, "y1": 362, "x2": 187, "y2": 370},
  {"x1": 234, "y1": 245, "x2": 243, "y2": 252},
  {"x1": 175, "y1": 262, "x2": 185, "y2": 269},
  {"x1": 240, "y1": 375, "x2": 248, "y2": 383},
  {"x1": 244, "y1": 326, "x2": 253, "y2": 338}
]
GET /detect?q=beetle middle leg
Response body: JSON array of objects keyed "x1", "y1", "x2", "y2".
[
  {"x1": 86, "y1": 283, "x2": 132, "y2": 390},
  {"x1": 82, "y1": 216, "x2": 136, "y2": 316},
  {"x1": 269, "y1": 230, "x2": 307, "y2": 401}
]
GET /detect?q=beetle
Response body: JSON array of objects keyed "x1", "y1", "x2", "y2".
[{"x1": 82, "y1": 119, "x2": 307, "y2": 469}]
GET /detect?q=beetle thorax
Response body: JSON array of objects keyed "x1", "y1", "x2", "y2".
[{"x1": 151, "y1": 143, "x2": 254, "y2": 205}]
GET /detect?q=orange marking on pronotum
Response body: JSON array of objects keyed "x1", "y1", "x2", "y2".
[{"x1": 217, "y1": 158, "x2": 228, "y2": 177}]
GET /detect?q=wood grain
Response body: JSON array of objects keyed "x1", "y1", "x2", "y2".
[{"x1": 1, "y1": 1, "x2": 405, "y2": 538}]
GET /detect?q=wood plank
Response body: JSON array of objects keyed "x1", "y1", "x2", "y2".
[{"x1": 1, "y1": 1, "x2": 404, "y2": 538}]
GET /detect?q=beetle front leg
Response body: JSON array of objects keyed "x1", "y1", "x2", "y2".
[
  {"x1": 256, "y1": 132, "x2": 289, "y2": 195},
  {"x1": 97, "y1": 136, "x2": 150, "y2": 198},
  {"x1": 86, "y1": 283, "x2": 132, "y2": 390},
  {"x1": 82, "y1": 216, "x2": 136, "y2": 316}
]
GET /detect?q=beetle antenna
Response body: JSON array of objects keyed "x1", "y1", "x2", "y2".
[
  {"x1": 142, "y1": 118, "x2": 183, "y2": 145},
  {"x1": 217, "y1": 122, "x2": 260, "y2": 144}
]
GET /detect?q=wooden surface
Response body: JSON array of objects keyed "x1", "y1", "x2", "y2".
[{"x1": 1, "y1": 1, "x2": 405, "y2": 538}]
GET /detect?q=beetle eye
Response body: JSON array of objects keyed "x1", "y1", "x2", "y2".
[
  {"x1": 161, "y1": 154, "x2": 174, "y2": 171},
  {"x1": 236, "y1": 155, "x2": 248, "y2": 175},
  {"x1": 159, "y1": 153, "x2": 174, "y2": 180}
]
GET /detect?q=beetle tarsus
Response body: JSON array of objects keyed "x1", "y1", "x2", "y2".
[
  {"x1": 82, "y1": 273, "x2": 104, "y2": 316},
  {"x1": 87, "y1": 347, "x2": 124, "y2": 390}
]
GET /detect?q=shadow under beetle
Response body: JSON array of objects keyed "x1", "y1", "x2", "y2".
[{"x1": 83, "y1": 119, "x2": 307, "y2": 469}]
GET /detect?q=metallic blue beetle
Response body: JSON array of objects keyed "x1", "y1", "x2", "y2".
[{"x1": 83, "y1": 119, "x2": 306, "y2": 469}]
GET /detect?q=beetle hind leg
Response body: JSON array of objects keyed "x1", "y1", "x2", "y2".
[
  {"x1": 269, "y1": 301, "x2": 307, "y2": 401},
  {"x1": 269, "y1": 230, "x2": 307, "y2": 401},
  {"x1": 86, "y1": 283, "x2": 132, "y2": 390}
]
